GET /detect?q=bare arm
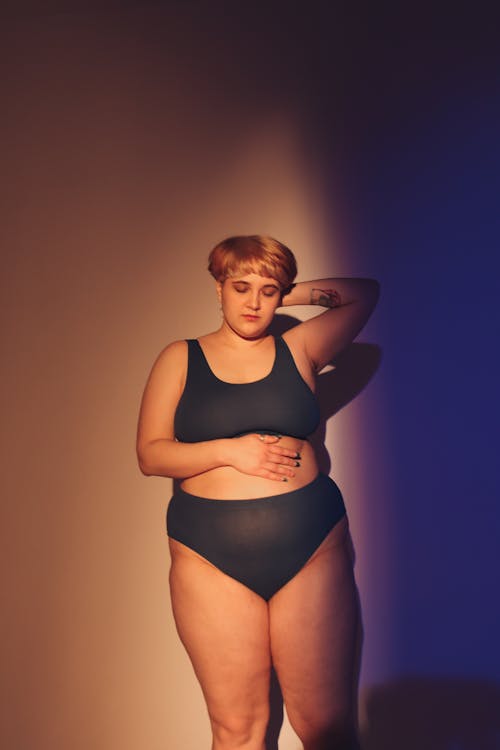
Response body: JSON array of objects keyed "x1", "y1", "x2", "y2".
[
  {"x1": 136, "y1": 341, "x2": 299, "y2": 480},
  {"x1": 138, "y1": 436, "x2": 229, "y2": 479},
  {"x1": 281, "y1": 277, "x2": 380, "y2": 371}
]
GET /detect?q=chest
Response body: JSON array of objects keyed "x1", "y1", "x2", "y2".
[
  {"x1": 198, "y1": 343, "x2": 276, "y2": 384},
  {"x1": 173, "y1": 338, "x2": 320, "y2": 442}
]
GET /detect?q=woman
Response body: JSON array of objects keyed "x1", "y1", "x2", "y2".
[{"x1": 136, "y1": 235, "x2": 379, "y2": 750}]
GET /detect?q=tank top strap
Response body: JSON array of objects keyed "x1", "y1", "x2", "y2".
[
  {"x1": 186, "y1": 338, "x2": 215, "y2": 380},
  {"x1": 274, "y1": 335, "x2": 311, "y2": 386},
  {"x1": 274, "y1": 335, "x2": 294, "y2": 369}
]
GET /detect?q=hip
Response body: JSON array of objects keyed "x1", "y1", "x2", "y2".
[{"x1": 167, "y1": 472, "x2": 346, "y2": 540}]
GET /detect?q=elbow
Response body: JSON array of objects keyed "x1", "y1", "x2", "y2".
[
  {"x1": 137, "y1": 455, "x2": 152, "y2": 476},
  {"x1": 136, "y1": 437, "x2": 178, "y2": 479},
  {"x1": 136, "y1": 445, "x2": 153, "y2": 476},
  {"x1": 136, "y1": 446, "x2": 176, "y2": 479}
]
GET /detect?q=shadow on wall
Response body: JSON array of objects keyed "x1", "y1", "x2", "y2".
[{"x1": 361, "y1": 677, "x2": 500, "y2": 750}]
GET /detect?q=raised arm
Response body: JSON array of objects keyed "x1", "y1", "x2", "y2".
[
  {"x1": 136, "y1": 341, "x2": 299, "y2": 481},
  {"x1": 281, "y1": 277, "x2": 380, "y2": 372}
]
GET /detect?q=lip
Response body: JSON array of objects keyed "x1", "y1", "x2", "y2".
[{"x1": 243, "y1": 314, "x2": 259, "y2": 320}]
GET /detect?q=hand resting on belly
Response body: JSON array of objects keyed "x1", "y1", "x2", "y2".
[{"x1": 180, "y1": 433, "x2": 319, "y2": 500}]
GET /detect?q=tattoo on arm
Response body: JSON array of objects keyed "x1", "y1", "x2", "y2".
[{"x1": 310, "y1": 288, "x2": 341, "y2": 308}]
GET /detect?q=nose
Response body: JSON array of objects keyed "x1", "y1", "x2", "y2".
[{"x1": 248, "y1": 290, "x2": 261, "y2": 310}]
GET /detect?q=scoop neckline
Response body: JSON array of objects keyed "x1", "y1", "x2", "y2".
[{"x1": 194, "y1": 336, "x2": 279, "y2": 385}]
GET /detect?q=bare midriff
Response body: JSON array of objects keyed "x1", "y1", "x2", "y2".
[{"x1": 180, "y1": 436, "x2": 319, "y2": 500}]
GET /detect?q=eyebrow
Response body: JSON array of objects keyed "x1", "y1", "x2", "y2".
[{"x1": 232, "y1": 280, "x2": 280, "y2": 289}]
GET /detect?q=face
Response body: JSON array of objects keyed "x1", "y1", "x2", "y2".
[{"x1": 216, "y1": 273, "x2": 282, "y2": 338}]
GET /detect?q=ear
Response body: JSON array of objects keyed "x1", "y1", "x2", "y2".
[{"x1": 215, "y1": 280, "x2": 223, "y2": 303}]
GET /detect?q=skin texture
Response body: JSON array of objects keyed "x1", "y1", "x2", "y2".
[{"x1": 137, "y1": 271, "x2": 379, "y2": 749}]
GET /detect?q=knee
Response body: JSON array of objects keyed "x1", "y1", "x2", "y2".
[
  {"x1": 300, "y1": 723, "x2": 360, "y2": 750},
  {"x1": 291, "y1": 707, "x2": 360, "y2": 750},
  {"x1": 211, "y1": 708, "x2": 269, "y2": 749}
]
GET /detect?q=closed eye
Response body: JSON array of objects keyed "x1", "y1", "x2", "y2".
[{"x1": 231, "y1": 282, "x2": 279, "y2": 296}]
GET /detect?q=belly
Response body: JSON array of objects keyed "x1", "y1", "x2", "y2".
[{"x1": 180, "y1": 437, "x2": 319, "y2": 499}]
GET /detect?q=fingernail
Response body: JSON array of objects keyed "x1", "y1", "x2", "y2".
[
  {"x1": 295, "y1": 452, "x2": 301, "y2": 459},
  {"x1": 294, "y1": 460, "x2": 300, "y2": 467}
]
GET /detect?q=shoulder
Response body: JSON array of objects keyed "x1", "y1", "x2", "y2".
[
  {"x1": 155, "y1": 338, "x2": 188, "y2": 360},
  {"x1": 139, "y1": 340, "x2": 191, "y2": 412},
  {"x1": 148, "y1": 339, "x2": 189, "y2": 379}
]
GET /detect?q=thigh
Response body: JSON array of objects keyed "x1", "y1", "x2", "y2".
[
  {"x1": 268, "y1": 518, "x2": 361, "y2": 727},
  {"x1": 168, "y1": 538, "x2": 272, "y2": 724}
]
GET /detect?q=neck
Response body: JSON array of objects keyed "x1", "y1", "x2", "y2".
[{"x1": 216, "y1": 320, "x2": 271, "y2": 347}]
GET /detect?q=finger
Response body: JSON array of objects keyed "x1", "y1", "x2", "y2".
[
  {"x1": 268, "y1": 446, "x2": 301, "y2": 458},
  {"x1": 267, "y1": 454, "x2": 300, "y2": 467},
  {"x1": 260, "y1": 469, "x2": 293, "y2": 482},
  {"x1": 259, "y1": 434, "x2": 281, "y2": 443},
  {"x1": 264, "y1": 463, "x2": 295, "y2": 478}
]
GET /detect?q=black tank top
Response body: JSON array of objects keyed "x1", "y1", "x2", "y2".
[{"x1": 174, "y1": 337, "x2": 320, "y2": 442}]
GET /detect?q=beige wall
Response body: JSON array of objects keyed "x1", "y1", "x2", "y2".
[{"x1": 1, "y1": 6, "x2": 389, "y2": 748}]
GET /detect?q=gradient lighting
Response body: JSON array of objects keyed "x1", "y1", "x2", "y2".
[{"x1": 11, "y1": 2, "x2": 500, "y2": 748}]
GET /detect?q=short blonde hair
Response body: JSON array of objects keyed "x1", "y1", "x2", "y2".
[{"x1": 208, "y1": 235, "x2": 297, "y2": 292}]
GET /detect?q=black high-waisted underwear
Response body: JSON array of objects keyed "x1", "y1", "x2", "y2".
[{"x1": 166, "y1": 473, "x2": 346, "y2": 601}]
